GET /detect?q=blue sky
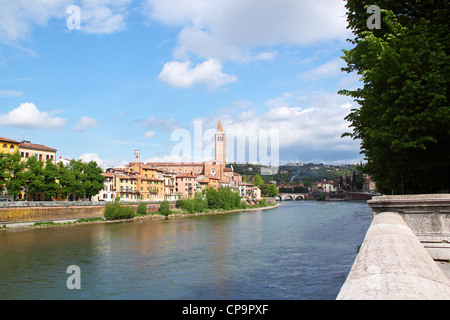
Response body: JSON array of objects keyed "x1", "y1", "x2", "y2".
[{"x1": 0, "y1": 0, "x2": 364, "y2": 168}]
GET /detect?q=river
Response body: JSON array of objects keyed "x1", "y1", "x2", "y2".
[{"x1": 0, "y1": 201, "x2": 372, "y2": 300}]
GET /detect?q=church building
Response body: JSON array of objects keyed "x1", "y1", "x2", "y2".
[{"x1": 134, "y1": 118, "x2": 241, "y2": 187}]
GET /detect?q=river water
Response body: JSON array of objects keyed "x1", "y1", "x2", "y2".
[{"x1": 0, "y1": 201, "x2": 372, "y2": 300}]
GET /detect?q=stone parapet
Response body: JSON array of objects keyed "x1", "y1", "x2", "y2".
[
  {"x1": 368, "y1": 194, "x2": 450, "y2": 260},
  {"x1": 337, "y1": 211, "x2": 450, "y2": 300}
]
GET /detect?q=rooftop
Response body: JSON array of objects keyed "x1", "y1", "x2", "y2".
[
  {"x1": 0, "y1": 137, "x2": 20, "y2": 144},
  {"x1": 19, "y1": 140, "x2": 57, "y2": 152}
]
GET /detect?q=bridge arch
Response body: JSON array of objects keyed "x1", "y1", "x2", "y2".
[{"x1": 275, "y1": 193, "x2": 307, "y2": 201}]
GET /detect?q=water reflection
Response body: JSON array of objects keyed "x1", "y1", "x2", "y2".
[{"x1": 0, "y1": 202, "x2": 372, "y2": 300}]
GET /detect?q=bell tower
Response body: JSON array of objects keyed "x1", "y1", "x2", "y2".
[
  {"x1": 215, "y1": 117, "x2": 226, "y2": 164},
  {"x1": 134, "y1": 150, "x2": 141, "y2": 163}
]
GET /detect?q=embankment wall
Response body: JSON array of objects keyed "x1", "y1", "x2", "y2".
[{"x1": 0, "y1": 202, "x2": 175, "y2": 223}]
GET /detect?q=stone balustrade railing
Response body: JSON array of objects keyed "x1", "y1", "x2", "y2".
[{"x1": 337, "y1": 211, "x2": 450, "y2": 300}]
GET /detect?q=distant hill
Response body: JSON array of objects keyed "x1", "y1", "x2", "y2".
[{"x1": 227, "y1": 162, "x2": 361, "y2": 185}]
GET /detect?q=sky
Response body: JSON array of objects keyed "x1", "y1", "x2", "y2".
[{"x1": 0, "y1": 0, "x2": 364, "y2": 168}]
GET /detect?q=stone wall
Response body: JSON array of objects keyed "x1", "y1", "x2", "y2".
[{"x1": 0, "y1": 201, "x2": 176, "y2": 223}]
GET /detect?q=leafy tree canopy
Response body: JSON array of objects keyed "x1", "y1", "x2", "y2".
[{"x1": 340, "y1": 0, "x2": 449, "y2": 194}]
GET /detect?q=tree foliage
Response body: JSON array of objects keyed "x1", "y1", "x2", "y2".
[
  {"x1": 0, "y1": 153, "x2": 105, "y2": 201},
  {"x1": 340, "y1": 0, "x2": 449, "y2": 193},
  {"x1": 58, "y1": 159, "x2": 105, "y2": 201},
  {"x1": 159, "y1": 200, "x2": 172, "y2": 216}
]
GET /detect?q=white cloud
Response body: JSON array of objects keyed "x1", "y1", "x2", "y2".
[
  {"x1": 194, "y1": 92, "x2": 361, "y2": 163},
  {"x1": 144, "y1": 153, "x2": 194, "y2": 164},
  {"x1": 73, "y1": 116, "x2": 98, "y2": 131},
  {"x1": 158, "y1": 59, "x2": 236, "y2": 90},
  {"x1": 0, "y1": 89, "x2": 24, "y2": 97},
  {"x1": 79, "y1": 152, "x2": 127, "y2": 169},
  {"x1": 78, "y1": 0, "x2": 131, "y2": 35},
  {"x1": 145, "y1": 0, "x2": 349, "y2": 62},
  {"x1": 0, "y1": 0, "x2": 70, "y2": 43},
  {"x1": 0, "y1": 102, "x2": 67, "y2": 129},
  {"x1": 144, "y1": 131, "x2": 155, "y2": 139},
  {"x1": 297, "y1": 58, "x2": 345, "y2": 81},
  {"x1": 0, "y1": 0, "x2": 131, "y2": 43}
]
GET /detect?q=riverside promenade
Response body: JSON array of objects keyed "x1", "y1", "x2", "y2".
[{"x1": 337, "y1": 194, "x2": 450, "y2": 300}]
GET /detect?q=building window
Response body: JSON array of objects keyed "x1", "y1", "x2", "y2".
[{"x1": 10, "y1": 145, "x2": 14, "y2": 153}]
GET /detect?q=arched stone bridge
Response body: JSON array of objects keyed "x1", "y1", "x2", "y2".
[{"x1": 275, "y1": 193, "x2": 308, "y2": 201}]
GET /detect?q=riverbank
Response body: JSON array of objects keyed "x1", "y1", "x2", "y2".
[{"x1": 0, "y1": 203, "x2": 280, "y2": 231}]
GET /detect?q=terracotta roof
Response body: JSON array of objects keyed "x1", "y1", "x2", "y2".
[
  {"x1": 217, "y1": 117, "x2": 223, "y2": 132},
  {"x1": 145, "y1": 162, "x2": 205, "y2": 166},
  {"x1": 103, "y1": 172, "x2": 115, "y2": 177},
  {"x1": 137, "y1": 176, "x2": 164, "y2": 182},
  {"x1": 19, "y1": 141, "x2": 57, "y2": 152},
  {"x1": 0, "y1": 137, "x2": 20, "y2": 144},
  {"x1": 176, "y1": 174, "x2": 196, "y2": 178}
]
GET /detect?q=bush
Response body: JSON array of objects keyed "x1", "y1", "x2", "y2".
[
  {"x1": 137, "y1": 202, "x2": 148, "y2": 215},
  {"x1": 104, "y1": 200, "x2": 135, "y2": 220},
  {"x1": 182, "y1": 199, "x2": 195, "y2": 213},
  {"x1": 259, "y1": 198, "x2": 267, "y2": 206},
  {"x1": 176, "y1": 199, "x2": 185, "y2": 208},
  {"x1": 159, "y1": 200, "x2": 172, "y2": 216},
  {"x1": 193, "y1": 192, "x2": 206, "y2": 213}
]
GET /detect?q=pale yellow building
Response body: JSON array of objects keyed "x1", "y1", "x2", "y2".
[
  {"x1": 128, "y1": 163, "x2": 164, "y2": 201},
  {"x1": 115, "y1": 173, "x2": 139, "y2": 201},
  {"x1": 19, "y1": 140, "x2": 57, "y2": 164}
]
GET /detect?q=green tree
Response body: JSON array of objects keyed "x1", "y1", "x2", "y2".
[
  {"x1": 81, "y1": 161, "x2": 105, "y2": 200},
  {"x1": 137, "y1": 202, "x2": 148, "y2": 215},
  {"x1": 0, "y1": 153, "x2": 12, "y2": 193},
  {"x1": 267, "y1": 184, "x2": 278, "y2": 197},
  {"x1": 57, "y1": 159, "x2": 104, "y2": 201},
  {"x1": 58, "y1": 161, "x2": 81, "y2": 200},
  {"x1": 205, "y1": 187, "x2": 219, "y2": 209},
  {"x1": 159, "y1": 200, "x2": 172, "y2": 217},
  {"x1": 7, "y1": 159, "x2": 26, "y2": 200},
  {"x1": 340, "y1": 0, "x2": 449, "y2": 194},
  {"x1": 252, "y1": 174, "x2": 265, "y2": 186},
  {"x1": 0, "y1": 152, "x2": 26, "y2": 200},
  {"x1": 24, "y1": 156, "x2": 45, "y2": 200},
  {"x1": 42, "y1": 159, "x2": 60, "y2": 200}
]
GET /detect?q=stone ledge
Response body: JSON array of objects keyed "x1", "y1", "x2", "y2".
[
  {"x1": 337, "y1": 211, "x2": 450, "y2": 300},
  {"x1": 368, "y1": 194, "x2": 450, "y2": 259}
]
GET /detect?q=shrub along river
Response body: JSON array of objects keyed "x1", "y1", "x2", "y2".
[{"x1": 0, "y1": 200, "x2": 372, "y2": 300}]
